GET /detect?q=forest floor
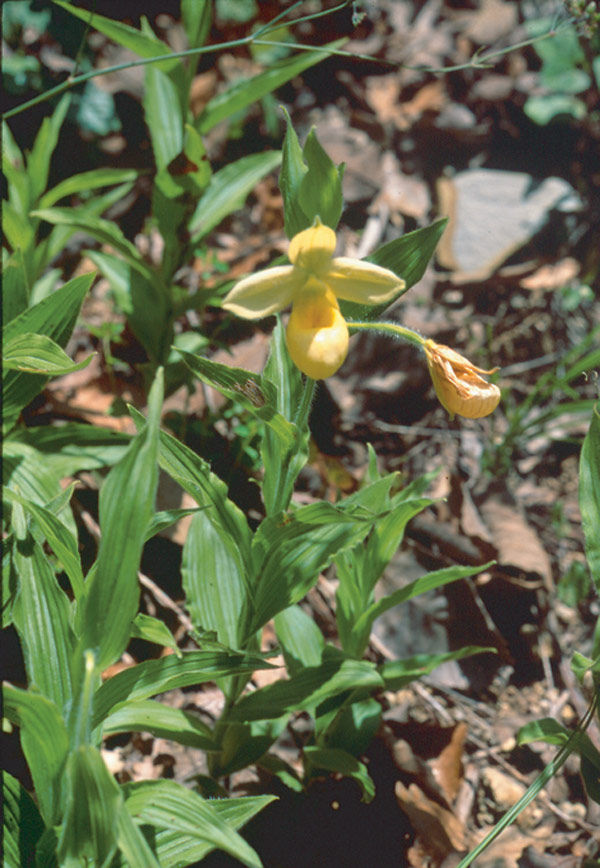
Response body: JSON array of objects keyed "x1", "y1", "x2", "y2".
[{"x1": 6, "y1": 1, "x2": 600, "y2": 866}]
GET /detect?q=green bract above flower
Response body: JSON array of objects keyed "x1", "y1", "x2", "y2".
[{"x1": 222, "y1": 219, "x2": 405, "y2": 379}]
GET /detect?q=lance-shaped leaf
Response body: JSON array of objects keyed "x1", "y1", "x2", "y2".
[
  {"x1": 3, "y1": 685, "x2": 69, "y2": 826},
  {"x1": 341, "y1": 218, "x2": 449, "y2": 322},
  {"x1": 304, "y1": 747, "x2": 375, "y2": 803},
  {"x1": 123, "y1": 779, "x2": 263, "y2": 867},
  {"x1": 103, "y1": 699, "x2": 216, "y2": 749},
  {"x1": 11, "y1": 520, "x2": 76, "y2": 714},
  {"x1": 380, "y1": 647, "x2": 495, "y2": 691},
  {"x1": 248, "y1": 502, "x2": 375, "y2": 635},
  {"x1": 2, "y1": 332, "x2": 93, "y2": 375},
  {"x1": 3, "y1": 772, "x2": 45, "y2": 867},
  {"x1": 580, "y1": 403, "x2": 600, "y2": 592},
  {"x1": 93, "y1": 650, "x2": 278, "y2": 726},
  {"x1": 57, "y1": 745, "x2": 123, "y2": 867},
  {"x1": 2, "y1": 273, "x2": 93, "y2": 433},
  {"x1": 78, "y1": 371, "x2": 162, "y2": 671},
  {"x1": 130, "y1": 406, "x2": 252, "y2": 560},
  {"x1": 228, "y1": 658, "x2": 383, "y2": 722}
]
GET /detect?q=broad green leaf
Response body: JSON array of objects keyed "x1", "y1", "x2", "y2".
[
  {"x1": 93, "y1": 650, "x2": 277, "y2": 725},
  {"x1": 304, "y1": 746, "x2": 375, "y2": 803},
  {"x1": 216, "y1": 717, "x2": 289, "y2": 778},
  {"x1": 14, "y1": 423, "x2": 130, "y2": 477},
  {"x1": 52, "y1": 0, "x2": 178, "y2": 69},
  {"x1": 580, "y1": 403, "x2": 600, "y2": 591},
  {"x1": 31, "y1": 208, "x2": 151, "y2": 277},
  {"x1": 380, "y1": 647, "x2": 494, "y2": 690},
  {"x1": 3, "y1": 332, "x2": 93, "y2": 374},
  {"x1": 27, "y1": 94, "x2": 70, "y2": 202},
  {"x1": 78, "y1": 371, "x2": 162, "y2": 670},
  {"x1": 2, "y1": 120, "x2": 29, "y2": 217},
  {"x1": 123, "y1": 779, "x2": 263, "y2": 868},
  {"x1": 57, "y1": 745, "x2": 122, "y2": 867},
  {"x1": 197, "y1": 40, "x2": 346, "y2": 133},
  {"x1": 280, "y1": 107, "x2": 309, "y2": 237},
  {"x1": 144, "y1": 507, "x2": 203, "y2": 542},
  {"x1": 115, "y1": 808, "x2": 162, "y2": 868},
  {"x1": 3, "y1": 684, "x2": 69, "y2": 826},
  {"x1": 188, "y1": 150, "x2": 282, "y2": 241},
  {"x1": 2, "y1": 441, "x2": 76, "y2": 538},
  {"x1": 85, "y1": 250, "x2": 171, "y2": 362},
  {"x1": 3, "y1": 487, "x2": 83, "y2": 599},
  {"x1": 131, "y1": 408, "x2": 252, "y2": 559},
  {"x1": 144, "y1": 65, "x2": 184, "y2": 171},
  {"x1": 274, "y1": 605, "x2": 325, "y2": 675},
  {"x1": 2, "y1": 771, "x2": 45, "y2": 868},
  {"x1": 517, "y1": 717, "x2": 600, "y2": 775},
  {"x1": 352, "y1": 562, "x2": 496, "y2": 641},
  {"x1": 121, "y1": 793, "x2": 275, "y2": 868},
  {"x1": 130, "y1": 613, "x2": 181, "y2": 655},
  {"x1": 39, "y1": 167, "x2": 139, "y2": 209},
  {"x1": 181, "y1": 0, "x2": 212, "y2": 85},
  {"x1": 103, "y1": 699, "x2": 215, "y2": 748},
  {"x1": 2, "y1": 272, "x2": 93, "y2": 432},
  {"x1": 3, "y1": 200, "x2": 35, "y2": 249},
  {"x1": 248, "y1": 502, "x2": 375, "y2": 635},
  {"x1": 228, "y1": 658, "x2": 383, "y2": 722},
  {"x1": 341, "y1": 218, "x2": 449, "y2": 322},
  {"x1": 182, "y1": 509, "x2": 249, "y2": 649},
  {"x1": 298, "y1": 126, "x2": 344, "y2": 229},
  {"x1": 29, "y1": 267, "x2": 61, "y2": 306},
  {"x1": 2, "y1": 252, "x2": 29, "y2": 323},
  {"x1": 11, "y1": 527, "x2": 76, "y2": 713},
  {"x1": 318, "y1": 697, "x2": 382, "y2": 757},
  {"x1": 179, "y1": 349, "x2": 296, "y2": 449}
]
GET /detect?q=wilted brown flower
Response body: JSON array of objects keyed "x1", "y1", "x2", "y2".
[{"x1": 424, "y1": 339, "x2": 501, "y2": 419}]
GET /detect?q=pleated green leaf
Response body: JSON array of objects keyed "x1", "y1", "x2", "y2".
[
  {"x1": 188, "y1": 151, "x2": 282, "y2": 242},
  {"x1": 304, "y1": 747, "x2": 375, "y2": 803},
  {"x1": 2, "y1": 332, "x2": 94, "y2": 375},
  {"x1": 228, "y1": 658, "x2": 383, "y2": 722},
  {"x1": 123, "y1": 779, "x2": 263, "y2": 868},
  {"x1": 144, "y1": 65, "x2": 183, "y2": 171},
  {"x1": 116, "y1": 808, "x2": 162, "y2": 868},
  {"x1": 2, "y1": 272, "x2": 93, "y2": 433},
  {"x1": 197, "y1": 39, "x2": 346, "y2": 133},
  {"x1": 580, "y1": 403, "x2": 600, "y2": 592},
  {"x1": 3, "y1": 685, "x2": 69, "y2": 826},
  {"x1": 31, "y1": 209, "x2": 150, "y2": 277},
  {"x1": 52, "y1": 0, "x2": 178, "y2": 70},
  {"x1": 130, "y1": 613, "x2": 181, "y2": 655},
  {"x1": 26, "y1": 93, "x2": 70, "y2": 201},
  {"x1": 138, "y1": 794, "x2": 276, "y2": 868},
  {"x1": 78, "y1": 370, "x2": 162, "y2": 671},
  {"x1": 280, "y1": 107, "x2": 309, "y2": 238},
  {"x1": 131, "y1": 407, "x2": 252, "y2": 561},
  {"x1": 248, "y1": 502, "x2": 374, "y2": 635},
  {"x1": 341, "y1": 218, "x2": 449, "y2": 322},
  {"x1": 11, "y1": 527, "x2": 76, "y2": 714},
  {"x1": 3, "y1": 487, "x2": 84, "y2": 600},
  {"x1": 102, "y1": 699, "x2": 215, "y2": 749},
  {"x1": 57, "y1": 745, "x2": 122, "y2": 868},
  {"x1": 15, "y1": 423, "x2": 130, "y2": 476},
  {"x1": 274, "y1": 605, "x2": 325, "y2": 675},
  {"x1": 182, "y1": 509, "x2": 249, "y2": 649},
  {"x1": 2, "y1": 771, "x2": 45, "y2": 868},
  {"x1": 93, "y1": 650, "x2": 277, "y2": 725},
  {"x1": 380, "y1": 647, "x2": 495, "y2": 690},
  {"x1": 352, "y1": 562, "x2": 496, "y2": 641},
  {"x1": 39, "y1": 167, "x2": 139, "y2": 209},
  {"x1": 298, "y1": 127, "x2": 344, "y2": 230}
]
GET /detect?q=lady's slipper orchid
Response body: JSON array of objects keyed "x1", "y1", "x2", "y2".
[
  {"x1": 223, "y1": 219, "x2": 404, "y2": 379},
  {"x1": 424, "y1": 339, "x2": 501, "y2": 419}
]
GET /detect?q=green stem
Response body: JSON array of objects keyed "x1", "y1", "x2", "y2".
[{"x1": 348, "y1": 320, "x2": 426, "y2": 351}]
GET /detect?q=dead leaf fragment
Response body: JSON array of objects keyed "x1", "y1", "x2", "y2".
[
  {"x1": 479, "y1": 494, "x2": 553, "y2": 587},
  {"x1": 396, "y1": 780, "x2": 467, "y2": 860},
  {"x1": 433, "y1": 723, "x2": 468, "y2": 804}
]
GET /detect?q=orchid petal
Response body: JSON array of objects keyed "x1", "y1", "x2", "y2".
[
  {"x1": 326, "y1": 258, "x2": 405, "y2": 305},
  {"x1": 222, "y1": 265, "x2": 302, "y2": 318}
]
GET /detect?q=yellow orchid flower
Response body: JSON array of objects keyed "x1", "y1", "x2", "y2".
[
  {"x1": 222, "y1": 219, "x2": 405, "y2": 379},
  {"x1": 424, "y1": 339, "x2": 501, "y2": 419}
]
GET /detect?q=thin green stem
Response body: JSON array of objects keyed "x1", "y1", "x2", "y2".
[
  {"x1": 348, "y1": 320, "x2": 426, "y2": 351},
  {"x1": 2, "y1": 10, "x2": 572, "y2": 122}
]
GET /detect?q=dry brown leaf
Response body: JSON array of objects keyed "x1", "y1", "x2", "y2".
[
  {"x1": 519, "y1": 258, "x2": 580, "y2": 291},
  {"x1": 479, "y1": 494, "x2": 553, "y2": 587},
  {"x1": 396, "y1": 780, "x2": 467, "y2": 860},
  {"x1": 432, "y1": 722, "x2": 468, "y2": 804}
]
